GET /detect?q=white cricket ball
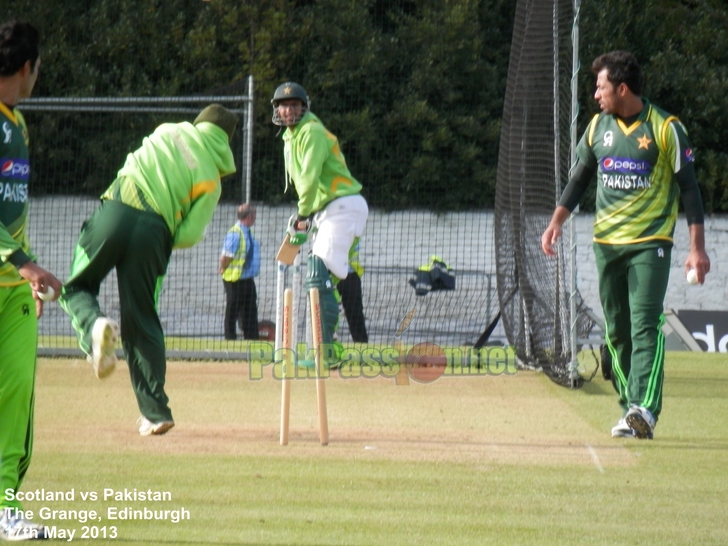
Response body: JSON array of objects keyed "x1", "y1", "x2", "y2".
[
  {"x1": 38, "y1": 285, "x2": 56, "y2": 301},
  {"x1": 686, "y1": 269, "x2": 699, "y2": 285}
]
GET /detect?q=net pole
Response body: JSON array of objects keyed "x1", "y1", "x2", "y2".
[
  {"x1": 244, "y1": 75, "x2": 254, "y2": 204},
  {"x1": 567, "y1": 0, "x2": 581, "y2": 386},
  {"x1": 553, "y1": 0, "x2": 564, "y2": 360}
]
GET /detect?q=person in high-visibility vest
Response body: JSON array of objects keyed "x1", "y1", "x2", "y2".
[{"x1": 219, "y1": 203, "x2": 260, "y2": 341}]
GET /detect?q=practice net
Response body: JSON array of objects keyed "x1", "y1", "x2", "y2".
[
  {"x1": 21, "y1": 93, "x2": 501, "y2": 362},
  {"x1": 494, "y1": 0, "x2": 596, "y2": 386}
]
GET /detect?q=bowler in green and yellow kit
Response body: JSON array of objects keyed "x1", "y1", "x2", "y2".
[{"x1": 541, "y1": 51, "x2": 710, "y2": 440}]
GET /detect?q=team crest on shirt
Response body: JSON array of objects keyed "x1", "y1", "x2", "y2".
[
  {"x1": 637, "y1": 134, "x2": 652, "y2": 150},
  {"x1": 2, "y1": 122, "x2": 11, "y2": 144}
]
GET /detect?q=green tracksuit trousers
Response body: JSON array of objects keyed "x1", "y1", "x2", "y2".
[
  {"x1": 0, "y1": 284, "x2": 37, "y2": 511},
  {"x1": 60, "y1": 200, "x2": 173, "y2": 423},
  {"x1": 594, "y1": 242, "x2": 671, "y2": 420}
]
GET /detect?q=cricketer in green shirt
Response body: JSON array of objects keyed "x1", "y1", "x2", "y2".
[
  {"x1": 575, "y1": 100, "x2": 696, "y2": 245},
  {"x1": 1, "y1": 21, "x2": 61, "y2": 536},
  {"x1": 101, "y1": 118, "x2": 236, "y2": 248},
  {"x1": 272, "y1": 82, "x2": 369, "y2": 369},
  {"x1": 0, "y1": 104, "x2": 33, "y2": 286},
  {"x1": 541, "y1": 51, "x2": 709, "y2": 440},
  {"x1": 282, "y1": 110, "x2": 363, "y2": 218},
  {"x1": 60, "y1": 105, "x2": 238, "y2": 435}
]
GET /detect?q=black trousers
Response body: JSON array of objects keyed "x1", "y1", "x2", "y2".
[
  {"x1": 337, "y1": 273, "x2": 368, "y2": 343},
  {"x1": 223, "y1": 278, "x2": 259, "y2": 340}
]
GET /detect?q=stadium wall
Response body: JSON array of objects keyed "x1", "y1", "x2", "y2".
[{"x1": 29, "y1": 197, "x2": 726, "y2": 352}]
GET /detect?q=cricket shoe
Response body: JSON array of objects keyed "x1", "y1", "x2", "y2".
[
  {"x1": 625, "y1": 406, "x2": 655, "y2": 440},
  {"x1": 0, "y1": 509, "x2": 48, "y2": 541},
  {"x1": 90, "y1": 317, "x2": 119, "y2": 379},
  {"x1": 611, "y1": 417, "x2": 635, "y2": 438},
  {"x1": 137, "y1": 417, "x2": 175, "y2": 437}
]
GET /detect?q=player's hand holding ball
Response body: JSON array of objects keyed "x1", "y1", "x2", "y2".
[
  {"x1": 37, "y1": 285, "x2": 56, "y2": 301},
  {"x1": 686, "y1": 268, "x2": 700, "y2": 285}
]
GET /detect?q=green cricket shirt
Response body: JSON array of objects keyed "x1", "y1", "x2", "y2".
[
  {"x1": 576, "y1": 99, "x2": 694, "y2": 245},
  {"x1": 101, "y1": 121, "x2": 236, "y2": 249},
  {"x1": 282, "y1": 112, "x2": 362, "y2": 217},
  {"x1": 0, "y1": 102, "x2": 34, "y2": 286}
]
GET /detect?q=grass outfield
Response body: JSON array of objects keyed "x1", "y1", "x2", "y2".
[{"x1": 18, "y1": 352, "x2": 728, "y2": 545}]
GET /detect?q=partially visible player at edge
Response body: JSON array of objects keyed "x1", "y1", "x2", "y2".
[
  {"x1": 1, "y1": 19, "x2": 62, "y2": 542},
  {"x1": 271, "y1": 82, "x2": 368, "y2": 367},
  {"x1": 541, "y1": 50, "x2": 710, "y2": 440},
  {"x1": 59, "y1": 104, "x2": 238, "y2": 437}
]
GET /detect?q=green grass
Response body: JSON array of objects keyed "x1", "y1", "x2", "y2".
[{"x1": 20, "y1": 352, "x2": 728, "y2": 545}]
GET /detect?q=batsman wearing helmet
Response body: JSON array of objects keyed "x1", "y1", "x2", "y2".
[{"x1": 271, "y1": 82, "x2": 368, "y2": 366}]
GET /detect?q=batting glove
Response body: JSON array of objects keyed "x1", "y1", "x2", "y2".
[{"x1": 287, "y1": 214, "x2": 309, "y2": 245}]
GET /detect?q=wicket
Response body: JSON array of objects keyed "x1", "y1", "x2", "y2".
[
  {"x1": 279, "y1": 288, "x2": 293, "y2": 446},
  {"x1": 277, "y1": 258, "x2": 329, "y2": 446},
  {"x1": 309, "y1": 287, "x2": 329, "y2": 446}
]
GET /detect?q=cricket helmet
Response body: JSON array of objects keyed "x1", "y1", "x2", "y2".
[{"x1": 271, "y1": 82, "x2": 310, "y2": 126}]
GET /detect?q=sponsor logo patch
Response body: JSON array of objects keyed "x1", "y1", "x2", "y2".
[
  {"x1": 0, "y1": 158, "x2": 30, "y2": 180},
  {"x1": 601, "y1": 157, "x2": 651, "y2": 175}
]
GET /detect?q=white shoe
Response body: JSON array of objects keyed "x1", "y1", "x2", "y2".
[
  {"x1": 91, "y1": 317, "x2": 119, "y2": 379},
  {"x1": 0, "y1": 508, "x2": 48, "y2": 541},
  {"x1": 137, "y1": 417, "x2": 175, "y2": 437},
  {"x1": 625, "y1": 406, "x2": 655, "y2": 439},
  {"x1": 611, "y1": 417, "x2": 634, "y2": 438}
]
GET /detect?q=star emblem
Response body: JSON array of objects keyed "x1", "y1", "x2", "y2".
[
  {"x1": 284, "y1": 86, "x2": 292, "y2": 95},
  {"x1": 637, "y1": 134, "x2": 652, "y2": 150}
]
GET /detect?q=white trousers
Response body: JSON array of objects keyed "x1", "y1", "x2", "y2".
[{"x1": 312, "y1": 194, "x2": 368, "y2": 279}]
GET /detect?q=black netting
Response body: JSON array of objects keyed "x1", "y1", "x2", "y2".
[{"x1": 494, "y1": 0, "x2": 595, "y2": 386}]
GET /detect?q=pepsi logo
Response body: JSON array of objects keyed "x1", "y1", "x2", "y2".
[{"x1": 0, "y1": 159, "x2": 30, "y2": 178}]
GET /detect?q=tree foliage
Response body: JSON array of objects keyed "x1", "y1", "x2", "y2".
[{"x1": 2, "y1": 0, "x2": 728, "y2": 212}]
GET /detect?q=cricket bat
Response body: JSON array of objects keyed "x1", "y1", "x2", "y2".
[{"x1": 276, "y1": 233, "x2": 300, "y2": 265}]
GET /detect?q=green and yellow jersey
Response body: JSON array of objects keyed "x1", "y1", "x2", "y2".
[
  {"x1": 576, "y1": 99, "x2": 694, "y2": 245},
  {"x1": 282, "y1": 111, "x2": 362, "y2": 217},
  {"x1": 0, "y1": 103, "x2": 34, "y2": 287},
  {"x1": 102, "y1": 121, "x2": 236, "y2": 249}
]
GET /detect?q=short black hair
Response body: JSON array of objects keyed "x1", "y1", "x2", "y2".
[
  {"x1": 0, "y1": 20, "x2": 40, "y2": 77},
  {"x1": 591, "y1": 50, "x2": 643, "y2": 96}
]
